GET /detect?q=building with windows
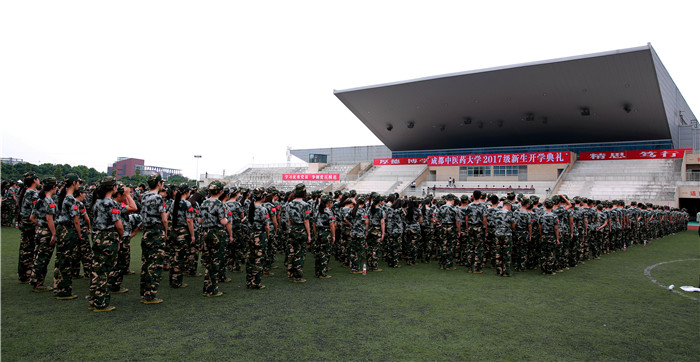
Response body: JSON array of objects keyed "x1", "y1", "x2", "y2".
[{"x1": 107, "y1": 157, "x2": 181, "y2": 179}]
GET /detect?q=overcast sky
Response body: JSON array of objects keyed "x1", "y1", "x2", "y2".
[{"x1": 2, "y1": 0, "x2": 697, "y2": 180}]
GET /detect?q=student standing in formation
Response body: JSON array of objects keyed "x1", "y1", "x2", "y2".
[
  {"x1": 88, "y1": 176, "x2": 123, "y2": 312},
  {"x1": 139, "y1": 174, "x2": 168, "y2": 304},
  {"x1": 29, "y1": 177, "x2": 59, "y2": 292},
  {"x1": 169, "y1": 183, "x2": 195, "y2": 289},
  {"x1": 16, "y1": 172, "x2": 41, "y2": 284},
  {"x1": 285, "y1": 184, "x2": 312, "y2": 283},
  {"x1": 53, "y1": 173, "x2": 83, "y2": 300},
  {"x1": 199, "y1": 180, "x2": 231, "y2": 297},
  {"x1": 314, "y1": 195, "x2": 335, "y2": 278},
  {"x1": 247, "y1": 188, "x2": 268, "y2": 289}
]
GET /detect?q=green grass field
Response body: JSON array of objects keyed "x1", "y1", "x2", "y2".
[{"x1": 2, "y1": 227, "x2": 699, "y2": 361}]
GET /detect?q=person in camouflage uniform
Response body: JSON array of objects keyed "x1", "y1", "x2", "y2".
[
  {"x1": 456, "y1": 195, "x2": 470, "y2": 267},
  {"x1": 2, "y1": 181, "x2": 18, "y2": 226},
  {"x1": 552, "y1": 195, "x2": 572, "y2": 272},
  {"x1": 336, "y1": 195, "x2": 354, "y2": 267},
  {"x1": 169, "y1": 183, "x2": 195, "y2": 289},
  {"x1": 437, "y1": 194, "x2": 460, "y2": 270},
  {"x1": 138, "y1": 174, "x2": 168, "y2": 304},
  {"x1": 72, "y1": 186, "x2": 94, "y2": 279},
  {"x1": 108, "y1": 183, "x2": 137, "y2": 294},
  {"x1": 88, "y1": 177, "x2": 123, "y2": 312},
  {"x1": 246, "y1": 188, "x2": 269, "y2": 289},
  {"x1": 52, "y1": 174, "x2": 83, "y2": 299},
  {"x1": 262, "y1": 190, "x2": 279, "y2": 276},
  {"x1": 29, "y1": 177, "x2": 59, "y2": 292},
  {"x1": 285, "y1": 184, "x2": 312, "y2": 283},
  {"x1": 226, "y1": 188, "x2": 246, "y2": 273},
  {"x1": 483, "y1": 195, "x2": 499, "y2": 270},
  {"x1": 538, "y1": 199, "x2": 560, "y2": 275},
  {"x1": 366, "y1": 194, "x2": 385, "y2": 271},
  {"x1": 384, "y1": 196, "x2": 404, "y2": 268},
  {"x1": 512, "y1": 198, "x2": 532, "y2": 272},
  {"x1": 199, "y1": 180, "x2": 231, "y2": 296},
  {"x1": 16, "y1": 172, "x2": 41, "y2": 284},
  {"x1": 594, "y1": 204, "x2": 609, "y2": 259},
  {"x1": 314, "y1": 195, "x2": 336, "y2": 278},
  {"x1": 419, "y1": 198, "x2": 435, "y2": 264},
  {"x1": 465, "y1": 190, "x2": 487, "y2": 273},
  {"x1": 493, "y1": 201, "x2": 515, "y2": 277},
  {"x1": 403, "y1": 197, "x2": 422, "y2": 266},
  {"x1": 184, "y1": 189, "x2": 204, "y2": 276},
  {"x1": 528, "y1": 196, "x2": 543, "y2": 270},
  {"x1": 346, "y1": 197, "x2": 369, "y2": 273}
]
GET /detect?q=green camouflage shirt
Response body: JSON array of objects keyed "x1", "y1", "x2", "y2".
[
  {"x1": 316, "y1": 208, "x2": 335, "y2": 228},
  {"x1": 286, "y1": 199, "x2": 311, "y2": 226},
  {"x1": 32, "y1": 195, "x2": 57, "y2": 227},
  {"x1": 175, "y1": 199, "x2": 195, "y2": 228},
  {"x1": 513, "y1": 208, "x2": 532, "y2": 231},
  {"x1": 252, "y1": 204, "x2": 269, "y2": 231},
  {"x1": 57, "y1": 194, "x2": 80, "y2": 225},
  {"x1": 539, "y1": 211, "x2": 559, "y2": 235},
  {"x1": 349, "y1": 207, "x2": 368, "y2": 237},
  {"x1": 20, "y1": 189, "x2": 39, "y2": 218},
  {"x1": 140, "y1": 192, "x2": 166, "y2": 228},
  {"x1": 200, "y1": 198, "x2": 226, "y2": 229},
  {"x1": 93, "y1": 198, "x2": 121, "y2": 231},
  {"x1": 493, "y1": 208, "x2": 514, "y2": 236}
]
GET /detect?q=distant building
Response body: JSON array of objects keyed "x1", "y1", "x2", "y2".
[
  {"x1": 1, "y1": 157, "x2": 25, "y2": 165},
  {"x1": 108, "y1": 157, "x2": 181, "y2": 179}
]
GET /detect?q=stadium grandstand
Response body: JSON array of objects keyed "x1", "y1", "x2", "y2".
[{"x1": 220, "y1": 44, "x2": 699, "y2": 212}]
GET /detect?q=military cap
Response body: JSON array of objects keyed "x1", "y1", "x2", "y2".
[
  {"x1": 348, "y1": 189, "x2": 357, "y2": 198},
  {"x1": 41, "y1": 176, "x2": 57, "y2": 187},
  {"x1": 100, "y1": 176, "x2": 117, "y2": 187},
  {"x1": 517, "y1": 193, "x2": 524, "y2": 199},
  {"x1": 544, "y1": 199, "x2": 554, "y2": 208},
  {"x1": 370, "y1": 192, "x2": 379, "y2": 199},
  {"x1": 76, "y1": 186, "x2": 86, "y2": 194},
  {"x1": 444, "y1": 193, "x2": 457, "y2": 201},
  {"x1": 333, "y1": 190, "x2": 342, "y2": 198},
  {"x1": 116, "y1": 182, "x2": 125, "y2": 193},
  {"x1": 147, "y1": 174, "x2": 163, "y2": 184},
  {"x1": 23, "y1": 171, "x2": 37, "y2": 180},
  {"x1": 460, "y1": 194, "x2": 469, "y2": 202},
  {"x1": 342, "y1": 191, "x2": 350, "y2": 198},
  {"x1": 178, "y1": 183, "x2": 191, "y2": 192},
  {"x1": 503, "y1": 200, "x2": 512, "y2": 206},
  {"x1": 239, "y1": 187, "x2": 249, "y2": 194},
  {"x1": 530, "y1": 195, "x2": 540, "y2": 203},
  {"x1": 294, "y1": 183, "x2": 306, "y2": 194},
  {"x1": 253, "y1": 187, "x2": 265, "y2": 199},
  {"x1": 551, "y1": 195, "x2": 560, "y2": 204},
  {"x1": 64, "y1": 173, "x2": 82, "y2": 184},
  {"x1": 320, "y1": 194, "x2": 331, "y2": 203},
  {"x1": 356, "y1": 196, "x2": 366, "y2": 204},
  {"x1": 520, "y1": 198, "x2": 531, "y2": 206},
  {"x1": 207, "y1": 180, "x2": 225, "y2": 193}
]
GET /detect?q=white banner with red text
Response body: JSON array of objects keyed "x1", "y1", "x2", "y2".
[{"x1": 579, "y1": 149, "x2": 691, "y2": 161}]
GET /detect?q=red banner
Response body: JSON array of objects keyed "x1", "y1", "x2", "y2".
[
  {"x1": 426, "y1": 151, "x2": 571, "y2": 166},
  {"x1": 282, "y1": 174, "x2": 339, "y2": 181},
  {"x1": 374, "y1": 157, "x2": 428, "y2": 166},
  {"x1": 579, "y1": 149, "x2": 691, "y2": 161}
]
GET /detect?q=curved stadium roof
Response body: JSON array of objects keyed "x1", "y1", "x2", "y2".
[{"x1": 334, "y1": 44, "x2": 696, "y2": 152}]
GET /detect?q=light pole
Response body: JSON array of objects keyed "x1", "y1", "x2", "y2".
[{"x1": 194, "y1": 155, "x2": 202, "y2": 186}]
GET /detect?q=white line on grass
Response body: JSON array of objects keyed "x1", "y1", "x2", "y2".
[{"x1": 644, "y1": 259, "x2": 700, "y2": 302}]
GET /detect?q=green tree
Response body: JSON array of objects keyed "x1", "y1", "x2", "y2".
[{"x1": 54, "y1": 164, "x2": 63, "y2": 180}]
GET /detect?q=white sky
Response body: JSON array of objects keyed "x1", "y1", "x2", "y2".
[{"x1": 2, "y1": 0, "x2": 698, "y2": 180}]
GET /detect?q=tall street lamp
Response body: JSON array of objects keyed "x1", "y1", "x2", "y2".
[{"x1": 194, "y1": 155, "x2": 202, "y2": 186}]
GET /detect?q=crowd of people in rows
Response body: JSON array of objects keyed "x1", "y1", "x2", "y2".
[{"x1": 1, "y1": 172, "x2": 689, "y2": 312}]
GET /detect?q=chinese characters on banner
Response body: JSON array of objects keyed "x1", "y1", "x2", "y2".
[
  {"x1": 374, "y1": 151, "x2": 571, "y2": 167},
  {"x1": 579, "y1": 149, "x2": 691, "y2": 161},
  {"x1": 373, "y1": 157, "x2": 429, "y2": 166},
  {"x1": 282, "y1": 174, "x2": 340, "y2": 181}
]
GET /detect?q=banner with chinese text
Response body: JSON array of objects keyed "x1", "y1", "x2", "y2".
[
  {"x1": 282, "y1": 174, "x2": 340, "y2": 181},
  {"x1": 425, "y1": 151, "x2": 571, "y2": 166},
  {"x1": 373, "y1": 157, "x2": 428, "y2": 166},
  {"x1": 579, "y1": 149, "x2": 691, "y2": 161}
]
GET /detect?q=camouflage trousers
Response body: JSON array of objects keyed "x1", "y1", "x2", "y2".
[
  {"x1": 590, "y1": 230, "x2": 602, "y2": 259},
  {"x1": 540, "y1": 234, "x2": 557, "y2": 275},
  {"x1": 419, "y1": 228, "x2": 434, "y2": 263},
  {"x1": 512, "y1": 230, "x2": 529, "y2": 272},
  {"x1": 483, "y1": 228, "x2": 495, "y2": 269},
  {"x1": 263, "y1": 231, "x2": 277, "y2": 273},
  {"x1": 89, "y1": 230, "x2": 119, "y2": 309},
  {"x1": 527, "y1": 232, "x2": 541, "y2": 270},
  {"x1": 228, "y1": 224, "x2": 246, "y2": 272},
  {"x1": 286, "y1": 226, "x2": 307, "y2": 279},
  {"x1": 140, "y1": 229, "x2": 166, "y2": 299},
  {"x1": 314, "y1": 227, "x2": 332, "y2": 277},
  {"x1": 568, "y1": 232, "x2": 578, "y2": 267},
  {"x1": 169, "y1": 227, "x2": 189, "y2": 287},
  {"x1": 201, "y1": 228, "x2": 224, "y2": 295},
  {"x1": 216, "y1": 231, "x2": 229, "y2": 283},
  {"x1": 456, "y1": 227, "x2": 469, "y2": 266},
  {"x1": 72, "y1": 225, "x2": 94, "y2": 277},
  {"x1": 30, "y1": 226, "x2": 56, "y2": 288},
  {"x1": 185, "y1": 229, "x2": 202, "y2": 275},
  {"x1": 366, "y1": 226, "x2": 382, "y2": 270},
  {"x1": 556, "y1": 231, "x2": 569, "y2": 271},
  {"x1": 494, "y1": 234, "x2": 512, "y2": 276},
  {"x1": 467, "y1": 225, "x2": 484, "y2": 272},
  {"x1": 1, "y1": 200, "x2": 15, "y2": 226},
  {"x1": 576, "y1": 229, "x2": 587, "y2": 262},
  {"x1": 349, "y1": 234, "x2": 366, "y2": 271},
  {"x1": 110, "y1": 235, "x2": 130, "y2": 291},
  {"x1": 336, "y1": 227, "x2": 351, "y2": 267},
  {"x1": 432, "y1": 227, "x2": 443, "y2": 261},
  {"x1": 53, "y1": 225, "x2": 77, "y2": 297},
  {"x1": 403, "y1": 228, "x2": 420, "y2": 265},
  {"x1": 246, "y1": 230, "x2": 266, "y2": 288},
  {"x1": 18, "y1": 218, "x2": 37, "y2": 282},
  {"x1": 385, "y1": 232, "x2": 402, "y2": 268},
  {"x1": 440, "y1": 225, "x2": 456, "y2": 269}
]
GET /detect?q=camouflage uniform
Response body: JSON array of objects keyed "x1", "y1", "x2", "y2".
[
  {"x1": 200, "y1": 196, "x2": 227, "y2": 295},
  {"x1": 553, "y1": 205, "x2": 570, "y2": 271},
  {"x1": 262, "y1": 201, "x2": 278, "y2": 273},
  {"x1": 89, "y1": 196, "x2": 121, "y2": 310},
  {"x1": 18, "y1": 188, "x2": 39, "y2": 283},
  {"x1": 384, "y1": 204, "x2": 404, "y2": 268},
  {"x1": 512, "y1": 207, "x2": 532, "y2": 272},
  {"x1": 466, "y1": 200, "x2": 485, "y2": 272},
  {"x1": 403, "y1": 207, "x2": 422, "y2": 265},
  {"x1": 170, "y1": 199, "x2": 194, "y2": 287},
  {"x1": 226, "y1": 199, "x2": 245, "y2": 272},
  {"x1": 139, "y1": 191, "x2": 168, "y2": 300},
  {"x1": 419, "y1": 204, "x2": 435, "y2": 263},
  {"x1": 247, "y1": 202, "x2": 268, "y2": 288},
  {"x1": 437, "y1": 197, "x2": 459, "y2": 270},
  {"x1": 285, "y1": 197, "x2": 311, "y2": 280},
  {"x1": 539, "y1": 210, "x2": 559, "y2": 275},
  {"x1": 72, "y1": 200, "x2": 94, "y2": 278},
  {"x1": 493, "y1": 207, "x2": 514, "y2": 276},
  {"x1": 109, "y1": 201, "x2": 130, "y2": 292},
  {"x1": 315, "y1": 206, "x2": 335, "y2": 277},
  {"x1": 347, "y1": 207, "x2": 368, "y2": 272},
  {"x1": 337, "y1": 206, "x2": 352, "y2": 267},
  {"x1": 185, "y1": 201, "x2": 202, "y2": 275},
  {"x1": 483, "y1": 205, "x2": 498, "y2": 269},
  {"x1": 30, "y1": 195, "x2": 58, "y2": 289},
  {"x1": 366, "y1": 205, "x2": 385, "y2": 270},
  {"x1": 53, "y1": 193, "x2": 80, "y2": 297}
]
